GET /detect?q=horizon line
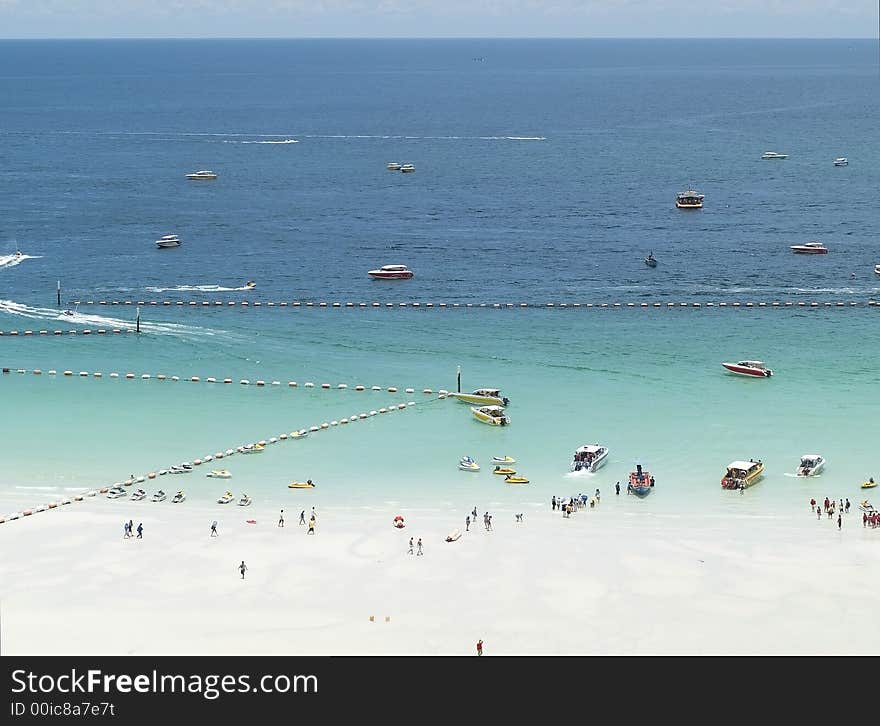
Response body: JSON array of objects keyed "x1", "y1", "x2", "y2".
[{"x1": 0, "y1": 35, "x2": 877, "y2": 41}]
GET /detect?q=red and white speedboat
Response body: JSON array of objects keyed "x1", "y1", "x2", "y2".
[
  {"x1": 790, "y1": 241, "x2": 827, "y2": 254},
  {"x1": 721, "y1": 360, "x2": 773, "y2": 378},
  {"x1": 368, "y1": 264, "x2": 414, "y2": 280}
]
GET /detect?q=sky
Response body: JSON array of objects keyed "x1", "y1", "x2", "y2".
[{"x1": 0, "y1": 0, "x2": 876, "y2": 39}]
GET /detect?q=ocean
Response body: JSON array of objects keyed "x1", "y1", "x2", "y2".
[{"x1": 1, "y1": 39, "x2": 879, "y2": 520}]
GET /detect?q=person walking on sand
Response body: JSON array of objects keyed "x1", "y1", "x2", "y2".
[
  {"x1": 299, "y1": 510, "x2": 305, "y2": 525},
  {"x1": 864, "y1": 512, "x2": 868, "y2": 528},
  {"x1": 123, "y1": 521, "x2": 130, "y2": 539},
  {"x1": 837, "y1": 513, "x2": 842, "y2": 531},
  {"x1": 278, "y1": 509, "x2": 284, "y2": 527},
  {"x1": 476, "y1": 639, "x2": 483, "y2": 656},
  {"x1": 307, "y1": 516, "x2": 315, "y2": 535},
  {"x1": 136, "y1": 522, "x2": 143, "y2": 539},
  {"x1": 129, "y1": 519, "x2": 133, "y2": 535},
  {"x1": 488, "y1": 515, "x2": 493, "y2": 531},
  {"x1": 615, "y1": 481, "x2": 620, "y2": 496},
  {"x1": 239, "y1": 561, "x2": 247, "y2": 579},
  {"x1": 846, "y1": 498, "x2": 851, "y2": 513},
  {"x1": 465, "y1": 515, "x2": 470, "y2": 532},
  {"x1": 472, "y1": 506, "x2": 477, "y2": 521},
  {"x1": 416, "y1": 538, "x2": 423, "y2": 556},
  {"x1": 408, "y1": 537, "x2": 414, "y2": 555},
  {"x1": 817, "y1": 506, "x2": 822, "y2": 520},
  {"x1": 551, "y1": 495, "x2": 557, "y2": 511},
  {"x1": 810, "y1": 497, "x2": 816, "y2": 510},
  {"x1": 311, "y1": 506, "x2": 316, "y2": 521},
  {"x1": 210, "y1": 520, "x2": 218, "y2": 537}
]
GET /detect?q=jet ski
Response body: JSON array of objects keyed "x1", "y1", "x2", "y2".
[
  {"x1": 106, "y1": 486, "x2": 127, "y2": 499},
  {"x1": 459, "y1": 456, "x2": 480, "y2": 472},
  {"x1": 245, "y1": 281, "x2": 256, "y2": 289},
  {"x1": 217, "y1": 491, "x2": 235, "y2": 504},
  {"x1": 238, "y1": 493, "x2": 252, "y2": 506},
  {"x1": 130, "y1": 488, "x2": 147, "y2": 501},
  {"x1": 504, "y1": 475, "x2": 530, "y2": 484},
  {"x1": 288, "y1": 480, "x2": 315, "y2": 489},
  {"x1": 241, "y1": 444, "x2": 264, "y2": 454},
  {"x1": 171, "y1": 490, "x2": 186, "y2": 504},
  {"x1": 492, "y1": 455, "x2": 516, "y2": 464},
  {"x1": 206, "y1": 469, "x2": 232, "y2": 479},
  {"x1": 150, "y1": 490, "x2": 166, "y2": 502},
  {"x1": 492, "y1": 466, "x2": 516, "y2": 476}
]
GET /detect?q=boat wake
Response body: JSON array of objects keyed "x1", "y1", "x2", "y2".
[
  {"x1": 563, "y1": 469, "x2": 595, "y2": 479},
  {"x1": 0, "y1": 299, "x2": 220, "y2": 339},
  {"x1": 0, "y1": 253, "x2": 41, "y2": 269},
  {"x1": 145, "y1": 284, "x2": 255, "y2": 292},
  {"x1": 225, "y1": 139, "x2": 300, "y2": 144}
]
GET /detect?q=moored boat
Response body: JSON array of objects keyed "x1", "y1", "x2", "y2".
[
  {"x1": 570, "y1": 444, "x2": 609, "y2": 473},
  {"x1": 155, "y1": 234, "x2": 181, "y2": 249},
  {"x1": 504, "y1": 475, "x2": 529, "y2": 484},
  {"x1": 862, "y1": 477, "x2": 877, "y2": 490},
  {"x1": 185, "y1": 170, "x2": 218, "y2": 180},
  {"x1": 471, "y1": 405, "x2": 510, "y2": 426},
  {"x1": 761, "y1": 151, "x2": 788, "y2": 159},
  {"x1": 493, "y1": 466, "x2": 516, "y2": 476},
  {"x1": 386, "y1": 162, "x2": 402, "y2": 170},
  {"x1": 288, "y1": 480, "x2": 315, "y2": 489},
  {"x1": 790, "y1": 241, "x2": 828, "y2": 254},
  {"x1": 796, "y1": 454, "x2": 825, "y2": 477},
  {"x1": 459, "y1": 456, "x2": 480, "y2": 472},
  {"x1": 627, "y1": 464, "x2": 654, "y2": 497},
  {"x1": 217, "y1": 491, "x2": 235, "y2": 504},
  {"x1": 675, "y1": 190, "x2": 704, "y2": 209},
  {"x1": 131, "y1": 488, "x2": 147, "y2": 501},
  {"x1": 644, "y1": 253, "x2": 657, "y2": 267},
  {"x1": 721, "y1": 460, "x2": 764, "y2": 490},
  {"x1": 721, "y1": 360, "x2": 773, "y2": 378},
  {"x1": 150, "y1": 489, "x2": 167, "y2": 502},
  {"x1": 238, "y1": 493, "x2": 252, "y2": 506},
  {"x1": 833, "y1": 157, "x2": 848, "y2": 166},
  {"x1": 368, "y1": 264, "x2": 414, "y2": 280},
  {"x1": 172, "y1": 490, "x2": 186, "y2": 503},
  {"x1": 450, "y1": 388, "x2": 509, "y2": 406},
  {"x1": 206, "y1": 469, "x2": 232, "y2": 478},
  {"x1": 492, "y1": 455, "x2": 516, "y2": 464}
]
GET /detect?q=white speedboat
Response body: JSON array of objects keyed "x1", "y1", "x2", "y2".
[
  {"x1": 790, "y1": 241, "x2": 828, "y2": 254},
  {"x1": 761, "y1": 151, "x2": 788, "y2": 159},
  {"x1": 450, "y1": 388, "x2": 509, "y2": 406},
  {"x1": 171, "y1": 490, "x2": 186, "y2": 503},
  {"x1": 833, "y1": 157, "x2": 848, "y2": 166},
  {"x1": 721, "y1": 360, "x2": 773, "y2": 378},
  {"x1": 156, "y1": 234, "x2": 181, "y2": 249},
  {"x1": 386, "y1": 162, "x2": 402, "y2": 171},
  {"x1": 170, "y1": 463, "x2": 193, "y2": 474},
  {"x1": 150, "y1": 490, "x2": 166, "y2": 502},
  {"x1": 459, "y1": 456, "x2": 480, "y2": 472},
  {"x1": 570, "y1": 444, "x2": 609, "y2": 473},
  {"x1": 238, "y1": 494, "x2": 252, "y2": 506},
  {"x1": 471, "y1": 405, "x2": 510, "y2": 426},
  {"x1": 797, "y1": 454, "x2": 825, "y2": 477},
  {"x1": 206, "y1": 469, "x2": 231, "y2": 479},
  {"x1": 107, "y1": 486, "x2": 127, "y2": 499},
  {"x1": 874, "y1": 264, "x2": 880, "y2": 276},
  {"x1": 217, "y1": 491, "x2": 235, "y2": 504},
  {"x1": 400, "y1": 164, "x2": 416, "y2": 173},
  {"x1": 185, "y1": 170, "x2": 218, "y2": 180},
  {"x1": 131, "y1": 488, "x2": 147, "y2": 501},
  {"x1": 368, "y1": 264, "x2": 414, "y2": 280}
]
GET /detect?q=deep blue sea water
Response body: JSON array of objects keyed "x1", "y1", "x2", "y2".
[{"x1": 1, "y1": 39, "x2": 879, "y2": 516}]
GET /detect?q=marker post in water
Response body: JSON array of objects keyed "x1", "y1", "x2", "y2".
[
  {"x1": 56, "y1": 281, "x2": 61, "y2": 308},
  {"x1": 457, "y1": 365, "x2": 461, "y2": 393},
  {"x1": 136, "y1": 307, "x2": 140, "y2": 334}
]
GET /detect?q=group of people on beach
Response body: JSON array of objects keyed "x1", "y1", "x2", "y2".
[
  {"x1": 552, "y1": 490, "x2": 600, "y2": 517},
  {"x1": 122, "y1": 519, "x2": 143, "y2": 538},
  {"x1": 810, "y1": 497, "x2": 851, "y2": 530}
]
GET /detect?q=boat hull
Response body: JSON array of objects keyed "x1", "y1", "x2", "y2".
[
  {"x1": 790, "y1": 248, "x2": 827, "y2": 254},
  {"x1": 368, "y1": 271, "x2": 413, "y2": 279},
  {"x1": 797, "y1": 461, "x2": 825, "y2": 477},
  {"x1": 630, "y1": 485, "x2": 652, "y2": 498},
  {"x1": 472, "y1": 410, "x2": 510, "y2": 426},
  {"x1": 451, "y1": 392, "x2": 506, "y2": 406},
  {"x1": 675, "y1": 202, "x2": 703, "y2": 209},
  {"x1": 570, "y1": 449, "x2": 609, "y2": 473},
  {"x1": 722, "y1": 363, "x2": 772, "y2": 378},
  {"x1": 721, "y1": 465, "x2": 764, "y2": 489}
]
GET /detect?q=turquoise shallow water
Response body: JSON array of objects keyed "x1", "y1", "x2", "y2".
[{"x1": 1, "y1": 306, "x2": 878, "y2": 519}]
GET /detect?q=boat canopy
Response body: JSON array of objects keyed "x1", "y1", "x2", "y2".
[
  {"x1": 478, "y1": 405, "x2": 505, "y2": 413},
  {"x1": 677, "y1": 190, "x2": 704, "y2": 198},
  {"x1": 380, "y1": 264, "x2": 409, "y2": 271},
  {"x1": 728, "y1": 460, "x2": 760, "y2": 472},
  {"x1": 472, "y1": 388, "x2": 501, "y2": 396},
  {"x1": 801, "y1": 454, "x2": 821, "y2": 462},
  {"x1": 576, "y1": 444, "x2": 604, "y2": 454},
  {"x1": 737, "y1": 361, "x2": 765, "y2": 367}
]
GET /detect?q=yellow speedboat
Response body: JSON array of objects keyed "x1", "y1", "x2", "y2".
[
  {"x1": 289, "y1": 480, "x2": 315, "y2": 489},
  {"x1": 450, "y1": 388, "x2": 509, "y2": 406},
  {"x1": 471, "y1": 405, "x2": 510, "y2": 426},
  {"x1": 493, "y1": 466, "x2": 516, "y2": 476},
  {"x1": 862, "y1": 478, "x2": 877, "y2": 489},
  {"x1": 504, "y1": 475, "x2": 529, "y2": 484}
]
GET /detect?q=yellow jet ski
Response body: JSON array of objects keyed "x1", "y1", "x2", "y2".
[
  {"x1": 861, "y1": 478, "x2": 877, "y2": 489},
  {"x1": 493, "y1": 466, "x2": 516, "y2": 476},
  {"x1": 504, "y1": 475, "x2": 529, "y2": 484},
  {"x1": 288, "y1": 480, "x2": 315, "y2": 489}
]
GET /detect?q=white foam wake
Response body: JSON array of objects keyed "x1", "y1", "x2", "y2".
[
  {"x1": 0, "y1": 253, "x2": 41, "y2": 269},
  {"x1": 223, "y1": 139, "x2": 299, "y2": 144},
  {"x1": 145, "y1": 284, "x2": 255, "y2": 292}
]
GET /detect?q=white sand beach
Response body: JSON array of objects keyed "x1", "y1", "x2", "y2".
[{"x1": 1, "y1": 496, "x2": 878, "y2": 655}]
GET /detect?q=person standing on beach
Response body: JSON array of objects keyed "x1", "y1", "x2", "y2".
[
  {"x1": 864, "y1": 512, "x2": 868, "y2": 528},
  {"x1": 239, "y1": 561, "x2": 247, "y2": 579},
  {"x1": 408, "y1": 537, "x2": 414, "y2": 554},
  {"x1": 488, "y1": 515, "x2": 493, "y2": 531},
  {"x1": 472, "y1": 507, "x2": 477, "y2": 521},
  {"x1": 817, "y1": 506, "x2": 822, "y2": 520},
  {"x1": 123, "y1": 521, "x2": 130, "y2": 539},
  {"x1": 416, "y1": 538, "x2": 423, "y2": 556},
  {"x1": 307, "y1": 516, "x2": 315, "y2": 535},
  {"x1": 136, "y1": 523, "x2": 143, "y2": 539},
  {"x1": 837, "y1": 514, "x2": 842, "y2": 530},
  {"x1": 210, "y1": 521, "x2": 218, "y2": 537},
  {"x1": 278, "y1": 510, "x2": 284, "y2": 527},
  {"x1": 810, "y1": 498, "x2": 816, "y2": 510},
  {"x1": 129, "y1": 519, "x2": 133, "y2": 535},
  {"x1": 299, "y1": 510, "x2": 305, "y2": 525},
  {"x1": 615, "y1": 482, "x2": 620, "y2": 496},
  {"x1": 465, "y1": 515, "x2": 470, "y2": 532},
  {"x1": 476, "y1": 639, "x2": 483, "y2": 656},
  {"x1": 846, "y1": 498, "x2": 851, "y2": 513},
  {"x1": 311, "y1": 506, "x2": 316, "y2": 521},
  {"x1": 551, "y1": 496, "x2": 557, "y2": 511}
]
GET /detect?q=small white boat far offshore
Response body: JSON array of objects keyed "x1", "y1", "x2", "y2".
[
  {"x1": 761, "y1": 151, "x2": 788, "y2": 159},
  {"x1": 400, "y1": 164, "x2": 416, "y2": 173},
  {"x1": 797, "y1": 454, "x2": 825, "y2": 477},
  {"x1": 790, "y1": 241, "x2": 828, "y2": 254},
  {"x1": 156, "y1": 234, "x2": 181, "y2": 249},
  {"x1": 185, "y1": 170, "x2": 218, "y2": 180},
  {"x1": 874, "y1": 264, "x2": 880, "y2": 276},
  {"x1": 368, "y1": 264, "x2": 414, "y2": 280},
  {"x1": 449, "y1": 388, "x2": 509, "y2": 406},
  {"x1": 471, "y1": 405, "x2": 510, "y2": 426},
  {"x1": 675, "y1": 190, "x2": 704, "y2": 209},
  {"x1": 570, "y1": 444, "x2": 609, "y2": 473},
  {"x1": 833, "y1": 157, "x2": 848, "y2": 166},
  {"x1": 386, "y1": 162, "x2": 402, "y2": 170}
]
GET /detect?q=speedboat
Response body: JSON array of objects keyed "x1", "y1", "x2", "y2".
[
  {"x1": 238, "y1": 494, "x2": 252, "y2": 506},
  {"x1": 206, "y1": 469, "x2": 232, "y2": 479},
  {"x1": 874, "y1": 264, "x2": 880, "y2": 276},
  {"x1": 628, "y1": 465, "x2": 654, "y2": 497},
  {"x1": 833, "y1": 157, "x2": 848, "y2": 166},
  {"x1": 471, "y1": 405, "x2": 510, "y2": 426},
  {"x1": 721, "y1": 360, "x2": 773, "y2": 378},
  {"x1": 761, "y1": 151, "x2": 788, "y2": 159},
  {"x1": 504, "y1": 475, "x2": 529, "y2": 484},
  {"x1": 291, "y1": 430, "x2": 309, "y2": 440},
  {"x1": 644, "y1": 254, "x2": 657, "y2": 267},
  {"x1": 721, "y1": 460, "x2": 764, "y2": 490},
  {"x1": 449, "y1": 388, "x2": 509, "y2": 406},
  {"x1": 170, "y1": 464, "x2": 193, "y2": 474},
  {"x1": 241, "y1": 444, "x2": 264, "y2": 454},
  {"x1": 492, "y1": 455, "x2": 516, "y2": 465},
  {"x1": 400, "y1": 164, "x2": 416, "y2": 173},
  {"x1": 155, "y1": 234, "x2": 181, "y2": 249},
  {"x1": 675, "y1": 190, "x2": 704, "y2": 209},
  {"x1": 185, "y1": 170, "x2": 218, "y2": 180},
  {"x1": 217, "y1": 491, "x2": 235, "y2": 504},
  {"x1": 459, "y1": 456, "x2": 480, "y2": 472},
  {"x1": 107, "y1": 486, "x2": 127, "y2": 499},
  {"x1": 245, "y1": 281, "x2": 256, "y2": 289},
  {"x1": 493, "y1": 466, "x2": 516, "y2": 476},
  {"x1": 150, "y1": 489, "x2": 166, "y2": 502},
  {"x1": 790, "y1": 241, "x2": 827, "y2": 254},
  {"x1": 367, "y1": 264, "x2": 414, "y2": 280},
  {"x1": 288, "y1": 480, "x2": 315, "y2": 489},
  {"x1": 796, "y1": 454, "x2": 825, "y2": 477},
  {"x1": 386, "y1": 162, "x2": 402, "y2": 171},
  {"x1": 131, "y1": 488, "x2": 147, "y2": 501},
  {"x1": 171, "y1": 490, "x2": 186, "y2": 504},
  {"x1": 570, "y1": 444, "x2": 609, "y2": 473},
  {"x1": 862, "y1": 478, "x2": 877, "y2": 490}
]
